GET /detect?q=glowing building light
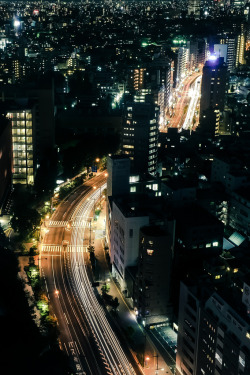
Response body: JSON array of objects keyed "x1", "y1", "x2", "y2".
[
  {"x1": 14, "y1": 19, "x2": 21, "y2": 28},
  {"x1": 208, "y1": 55, "x2": 217, "y2": 61}
]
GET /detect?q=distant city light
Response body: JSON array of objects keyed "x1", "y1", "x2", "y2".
[
  {"x1": 208, "y1": 55, "x2": 217, "y2": 61},
  {"x1": 13, "y1": 19, "x2": 21, "y2": 28},
  {"x1": 56, "y1": 179, "x2": 64, "y2": 185}
]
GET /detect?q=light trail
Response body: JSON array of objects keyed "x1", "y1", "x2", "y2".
[
  {"x1": 180, "y1": 75, "x2": 201, "y2": 132},
  {"x1": 68, "y1": 184, "x2": 137, "y2": 375}
]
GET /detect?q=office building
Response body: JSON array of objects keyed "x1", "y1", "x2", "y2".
[
  {"x1": 107, "y1": 196, "x2": 150, "y2": 290},
  {"x1": 7, "y1": 107, "x2": 35, "y2": 185},
  {"x1": 176, "y1": 280, "x2": 250, "y2": 375},
  {"x1": 0, "y1": 116, "x2": 12, "y2": 214},
  {"x1": 134, "y1": 223, "x2": 175, "y2": 325},
  {"x1": 146, "y1": 55, "x2": 171, "y2": 114},
  {"x1": 0, "y1": 83, "x2": 55, "y2": 179},
  {"x1": 236, "y1": 24, "x2": 246, "y2": 67},
  {"x1": 217, "y1": 34, "x2": 237, "y2": 72},
  {"x1": 199, "y1": 57, "x2": 228, "y2": 135},
  {"x1": 121, "y1": 100, "x2": 159, "y2": 176},
  {"x1": 127, "y1": 67, "x2": 146, "y2": 93},
  {"x1": 173, "y1": 46, "x2": 188, "y2": 88},
  {"x1": 200, "y1": 57, "x2": 228, "y2": 113},
  {"x1": 106, "y1": 155, "x2": 130, "y2": 198}
]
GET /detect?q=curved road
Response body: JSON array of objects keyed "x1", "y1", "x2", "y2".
[{"x1": 41, "y1": 172, "x2": 140, "y2": 375}]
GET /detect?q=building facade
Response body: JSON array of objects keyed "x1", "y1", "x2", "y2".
[
  {"x1": 176, "y1": 281, "x2": 250, "y2": 375},
  {"x1": 7, "y1": 107, "x2": 35, "y2": 185},
  {"x1": 122, "y1": 100, "x2": 159, "y2": 176},
  {"x1": 0, "y1": 117, "x2": 12, "y2": 214},
  {"x1": 134, "y1": 223, "x2": 175, "y2": 326}
]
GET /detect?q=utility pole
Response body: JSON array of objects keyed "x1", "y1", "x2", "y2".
[{"x1": 153, "y1": 353, "x2": 159, "y2": 374}]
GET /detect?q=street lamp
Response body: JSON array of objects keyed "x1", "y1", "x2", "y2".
[{"x1": 145, "y1": 356, "x2": 150, "y2": 368}]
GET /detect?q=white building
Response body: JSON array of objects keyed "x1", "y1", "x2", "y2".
[{"x1": 108, "y1": 199, "x2": 149, "y2": 289}]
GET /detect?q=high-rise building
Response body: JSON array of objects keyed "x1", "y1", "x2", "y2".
[
  {"x1": 143, "y1": 55, "x2": 172, "y2": 123},
  {"x1": 200, "y1": 57, "x2": 228, "y2": 113},
  {"x1": 122, "y1": 99, "x2": 159, "y2": 176},
  {"x1": 214, "y1": 44, "x2": 228, "y2": 69},
  {"x1": 176, "y1": 280, "x2": 250, "y2": 375},
  {"x1": 199, "y1": 57, "x2": 228, "y2": 134},
  {"x1": 216, "y1": 34, "x2": 237, "y2": 73},
  {"x1": 107, "y1": 197, "x2": 150, "y2": 290},
  {"x1": 1, "y1": 82, "x2": 55, "y2": 168},
  {"x1": 134, "y1": 223, "x2": 175, "y2": 325},
  {"x1": 127, "y1": 67, "x2": 146, "y2": 93},
  {"x1": 107, "y1": 155, "x2": 130, "y2": 198},
  {"x1": 0, "y1": 116, "x2": 12, "y2": 214},
  {"x1": 172, "y1": 45, "x2": 189, "y2": 88},
  {"x1": 7, "y1": 107, "x2": 34, "y2": 185},
  {"x1": 236, "y1": 23, "x2": 246, "y2": 67}
]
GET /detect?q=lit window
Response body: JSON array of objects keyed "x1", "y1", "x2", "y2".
[
  {"x1": 129, "y1": 175, "x2": 139, "y2": 183},
  {"x1": 130, "y1": 186, "x2": 136, "y2": 193},
  {"x1": 147, "y1": 249, "x2": 154, "y2": 256},
  {"x1": 206, "y1": 243, "x2": 211, "y2": 248},
  {"x1": 215, "y1": 352, "x2": 222, "y2": 365},
  {"x1": 239, "y1": 355, "x2": 245, "y2": 367},
  {"x1": 213, "y1": 242, "x2": 219, "y2": 247}
]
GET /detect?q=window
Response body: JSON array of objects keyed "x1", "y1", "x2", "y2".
[
  {"x1": 215, "y1": 352, "x2": 222, "y2": 365},
  {"x1": 147, "y1": 249, "x2": 154, "y2": 256},
  {"x1": 239, "y1": 355, "x2": 245, "y2": 368},
  {"x1": 130, "y1": 186, "x2": 136, "y2": 193}
]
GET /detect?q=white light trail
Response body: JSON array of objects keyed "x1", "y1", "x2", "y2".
[
  {"x1": 68, "y1": 184, "x2": 136, "y2": 375},
  {"x1": 180, "y1": 75, "x2": 201, "y2": 132}
]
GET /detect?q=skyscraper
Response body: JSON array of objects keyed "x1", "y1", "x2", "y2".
[
  {"x1": 199, "y1": 57, "x2": 228, "y2": 135},
  {"x1": 216, "y1": 33, "x2": 237, "y2": 73},
  {"x1": 7, "y1": 107, "x2": 34, "y2": 185},
  {"x1": 0, "y1": 116, "x2": 12, "y2": 214},
  {"x1": 176, "y1": 280, "x2": 250, "y2": 375},
  {"x1": 122, "y1": 99, "x2": 159, "y2": 177}
]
